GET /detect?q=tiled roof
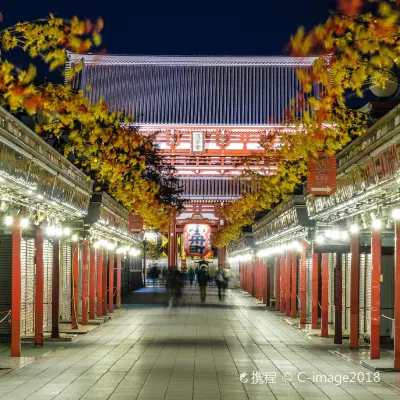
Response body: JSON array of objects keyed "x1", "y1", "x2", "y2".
[{"x1": 68, "y1": 54, "x2": 316, "y2": 126}]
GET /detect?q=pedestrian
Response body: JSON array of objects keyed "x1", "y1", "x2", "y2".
[
  {"x1": 188, "y1": 267, "x2": 195, "y2": 286},
  {"x1": 197, "y1": 266, "x2": 209, "y2": 302},
  {"x1": 216, "y1": 269, "x2": 225, "y2": 299}
]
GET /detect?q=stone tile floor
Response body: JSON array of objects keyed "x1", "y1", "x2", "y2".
[{"x1": 0, "y1": 286, "x2": 399, "y2": 400}]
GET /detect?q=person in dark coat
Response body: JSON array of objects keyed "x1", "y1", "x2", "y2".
[{"x1": 197, "y1": 266, "x2": 209, "y2": 302}]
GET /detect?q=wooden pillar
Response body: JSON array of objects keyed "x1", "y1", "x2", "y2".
[
  {"x1": 285, "y1": 252, "x2": 291, "y2": 317},
  {"x1": 312, "y1": 245, "x2": 319, "y2": 329},
  {"x1": 97, "y1": 249, "x2": 103, "y2": 317},
  {"x1": 81, "y1": 240, "x2": 89, "y2": 325},
  {"x1": 334, "y1": 253, "x2": 343, "y2": 344},
  {"x1": 51, "y1": 237, "x2": 60, "y2": 338},
  {"x1": 300, "y1": 248, "x2": 307, "y2": 326},
  {"x1": 371, "y1": 226, "x2": 381, "y2": 359},
  {"x1": 116, "y1": 253, "x2": 122, "y2": 309},
  {"x1": 108, "y1": 250, "x2": 114, "y2": 313},
  {"x1": 321, "y1": 253, "x2": 329, "y2": 338},
  {"x1": 291, "y1": 252, "x2": 297, "y2": 319},
  {"x1": 34, "y1": 225, "x2": 44, "y2": 348},
  {"x1": 11, "y1": 216, "x2": 22, "y2": 357},
  {"x1": 89, "y1": 246, "x2": 96, "y2": 320},
  {"x1": 266, "y1": 260, "x2": 271, "y2": 306},
  {"x1": 394, "y1": 220, "x2": 400, "y2": 371},
  {"x1": 102, "y1": 251, "x2": 107, "y2": 315},
  {"x1": 350, "y1": 231, "x2": 360, "y2": 349},
  {"x1": 71, "y1": 241, "x2": 79, "y2": 329},
  {"x1": 280, "y1": 254, "x2": 285, "y2": 313},
  {"x1": 275, "y1": 256, "x2": 280, "y2": 311}
]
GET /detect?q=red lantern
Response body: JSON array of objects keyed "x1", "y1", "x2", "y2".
[{"x1": 183, "y1": 224, "x2": 212, "y2": 257}]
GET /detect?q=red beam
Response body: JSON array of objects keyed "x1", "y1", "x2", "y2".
[
  {"x1": 312, "y1": 245, "x2": 319, "y2": 329},
  {"x1": 34, "y1": 225, "x2": 44, "y2": 348},
  {"x1": 108, "y1": 250, "x2": 114, "y2": 313},
  {"x1": 350, "y1": 231, "x2": 360, "y2": 349},
  {"x1": 300, "y1": 248, "x2": 307, "y2": 326},
  {"x1": 321, "y1": 253, "x2": 329, "y2": 338},
  {"x1": 275, "y1": 257, "x2": 280, "y2": 311},
  {"x1": 371, "y1": 227, "x2": 381, "y2": 360},
  {"x1": 89, "y1": 246, "x2": 96, "y2": 320},
  {"x1": 334, "y1": 253, "x2": 343, "y2": 344},
  {"x1": 72, "y1": 242, "x2": 79, "y2": 329},
  {"x1": 291, "y1": 252, "x2": 297, "y2": 319},
  {"x1": 116, "y1": 253, "x2": 122, "y2": 309},
  {"x1": 97, "y1": 249, "x2": 103, "y2": 317},
  {"x1": 51, "y1": 238, "x2": 60, "y2": 338},
  {"x1": 286, "y1": 252, "x2": 291, "y2": 317},
  {"x1": 394, "y1": 221, "x2": 400, "y2": 371},
  {"x1": 103, "y1": 251, "x2": 108, "y2": 315},
  {"x1": 280, "y1": 254, "x2": 285, "y2": 313},
  {"x1": 11, "y1": 216, "x2": 22, "y2": 357},
  {"x1": 81, "y1": 240, "x2": 89, "y2": 325}
]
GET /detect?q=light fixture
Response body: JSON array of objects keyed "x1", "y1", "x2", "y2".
[
  {"x1": 372, "y1": 219, "x2": 382, "y2": 230},
  {"x1": 340, "y1": 231, "x2": 349, "y2": 240},
  {"x1": 46, "y1": 225, "x2": 55, "y2": 236},
  {"x1": 71, "y1": 234, "x2": 78, "y2": 242},
  {"x1": 94, "y1": 241, "x2": 101, "y2": 248},
  {"x1": 350, "y1": 224, "x2": 359, "y2": 234},
  {"x1": 392, "y1": 209, "x2": 400, "y2": 221},
  {"x1": 116, "y1": 247, "x2": 126, "y2": 254},
  {"x1": 331, "y1": 229, "x2": 340, "y2": 240},
  {"x1": 20, "y1": 218, "x2": 29, "y2": 228},
  {"x1": 55, "y1": 227, "x2": 63, "y2": 237},
  {"x1": 296, "y1": 245, "x2": 303, "y2": 253},
  {"x1": 63, "y1": 227, "x2": 71, "y2": 235},
  {"x1": 315, "y1": 235, "x2": 324, "y2": 244},
  {"x1": 5, "y1": 216, "x2": 13, "y2": 226}
]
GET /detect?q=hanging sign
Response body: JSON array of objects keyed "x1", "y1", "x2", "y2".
[
  {"x1": 307, "y1": 153, "x2": 337, "y2": 196},
  {"x1": 191, "y1": 131, "x2": 205, "y2": 154},
  {"x1": 183, "y1": 224, "x2": 212, "y2": 257}
]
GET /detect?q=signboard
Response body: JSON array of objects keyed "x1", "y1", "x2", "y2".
[
  {"x1": 307, "y1": 153, "x2": 337, "y2": 196},
  {"x1": 191, "y1": 131, "x2": 205, "y2": 153},
  {"x1": 183, "y1": 224, "x2": 212, "y2": 257}
]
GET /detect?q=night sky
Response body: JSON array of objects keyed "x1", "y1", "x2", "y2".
[{"x1": 1, "y1": 0, "x2": 336, "y2": 56}]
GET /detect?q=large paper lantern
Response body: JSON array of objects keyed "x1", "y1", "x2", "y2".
[{"x1": 183, "y1": 224, "x2": 212, "y2": 257}]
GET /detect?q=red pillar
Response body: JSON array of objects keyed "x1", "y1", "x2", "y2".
[
  {"x1": 300, "y1": 248, "x2": 307, "y2": 326},
  {"x1": 312, "y1": 245, "x2": 319, "y2": 329},
  {"x1": 371, "y1": 227, "x2": 381, "y2": 359},
  {"x1": 263, "y1": 259, "x2": 267, "y2": 304},
  {"x1": 51, "y1": 238, "x2": 60, "y2": 338},
  {"x1": 280, "y1": 254, "x2": 285, "y2": 313},
  {"x1": 266, "y1": 260, "x2": 271, "y2": 306},
  {"x1": 11, "y1": 216, "x2": 22, "y2": 357},
  {"x1": 291, "y1": 252, "x2": 297, "y2": 319},
  {"x1": 81, "y1": 240, "x2": 89, "y2": 325},
  {"x1": 102, "y1": 251, "x2": 108, "y2": 315},
  {"x1": 286, "y1": 252, "x2": 291, "y2": 317},
  {"x1": 34, "y1": 225, "x2": 44, "y2": 348},
  {"x1": 116, "y1": 253, "x2": 122, "y2": 309},
  {"x1": 321, "y1": 253, "x2": 329, "y2": 338},
  {"x1": 394, "y1": 221, "x2": 400, "y2": 371},
  {"x1": 350, "y1": 231, "x2": 360, "y2": 349},
  {"x1": 89, "y1": 246, "x2": 96, "y2": 320},
  {"x1": 275, "y1": 257, "x2": 280, "y2": 311},
  {"x1": 97, "y1": 249, "x2": 103, "y2": 317},
  {"x1": 334, "y1": 253, "x2": 343, "y2": 344},
  {"x1": 71, "y1": 241, "x2": 79, "y2": 329},
  {"x1": 108, "y1": 250, "x2": 114, "y2": 313}
]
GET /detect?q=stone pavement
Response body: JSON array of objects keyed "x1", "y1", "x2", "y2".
[{"x1": 0, "y1": 287, "x2": 399, "y2": 400}]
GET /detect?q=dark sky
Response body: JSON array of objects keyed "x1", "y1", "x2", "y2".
[{"x1": 1, "y1": 0, "x2": 336, "y2": 56}]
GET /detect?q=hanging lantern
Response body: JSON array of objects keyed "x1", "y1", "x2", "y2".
[{"x1": 183, "y1": 224, "x2": 212, "y2": 257}]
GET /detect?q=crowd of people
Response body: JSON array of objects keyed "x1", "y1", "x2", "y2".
[{"x1": 147, "y1": 262, "x2": 229, "y2": 305}]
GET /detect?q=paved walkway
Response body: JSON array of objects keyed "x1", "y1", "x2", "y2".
[{"x1": 0, "y1": 287, "x2": 399, "y2": 400}]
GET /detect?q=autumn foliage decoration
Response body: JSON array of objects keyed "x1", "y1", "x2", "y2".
[
  {"x1": 0, "y1": 14, "x2": 180, "y2": 231},
  {"x1": 213, "y1": 0, "x2": 400, "y2": 248}
]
